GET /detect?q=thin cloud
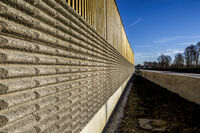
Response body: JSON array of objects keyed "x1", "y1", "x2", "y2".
[
  {"x1": 163, "y1": 49, "x2": 184, "y2": 56},
  {"x1": 129, "y1": 18, "x2": 143, "y2": 27},
  {"x1": 179, "y1": 42, "x2": 197, "y2": 45},
  {"x1": 137, "y1": 49, "x2": 183, "y2": 59},
  {"x1": 141, "y1": 55, "x2": 159, "y2": 58},
  {"x1": 154, "y1": 35, "x2": 200, "y2": 43},
  {"x1": 135, "y1": 52, "x2": 146, "y2": 57},
  {"x1": 135, "y1": 52, "x2": 159, "y2": 58},
  {"x1": 135, "y1": 49, "x2": 184, "y2": 65},
  {"x1": 135, "y1": 45, "x2": 153, "y2": 48}
]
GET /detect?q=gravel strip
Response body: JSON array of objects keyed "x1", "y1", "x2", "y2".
[{"x1": 103, "y1": 75, "x2": 135, "y2": 133}]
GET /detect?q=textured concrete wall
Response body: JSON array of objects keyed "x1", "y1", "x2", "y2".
[
  {"x1": 140, "y1": 70, "x2": 200, "y2": 105},
  {"x1": 80, "y1": 75, "x2": 131, "y2": 133},
  {"x1": 0, "y1": 0, "x2": 134, "y2": 133}
]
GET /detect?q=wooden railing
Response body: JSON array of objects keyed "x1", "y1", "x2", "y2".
[{"x1": 66, "y1": 0, "x2": 134, "y2": 64}]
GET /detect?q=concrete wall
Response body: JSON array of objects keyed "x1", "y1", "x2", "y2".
[
  {"x1": 140, "y1": 70, "x2": 200, "y2": 105},
  {"x1": 0, "y1": 0, "x2": 134, "y2": 132},
  {"x1": 80, "y1": 75, "x2": 131, "y2": 133}
]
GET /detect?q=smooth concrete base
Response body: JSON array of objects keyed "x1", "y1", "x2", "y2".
[
  {"x1": 140, "y1": 70, "x2": 200, "y2": 105},
  {"x1": 80, "y1": 76, "x2": 132, "y2": 133}
]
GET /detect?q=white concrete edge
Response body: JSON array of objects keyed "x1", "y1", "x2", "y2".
[{"x1": 80, "y1": 75, "x2": 132, "y2": 133}]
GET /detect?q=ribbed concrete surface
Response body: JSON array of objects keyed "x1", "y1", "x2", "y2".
[{"x1": 0, "y1": 0, "x2": 134, "y2": 133}]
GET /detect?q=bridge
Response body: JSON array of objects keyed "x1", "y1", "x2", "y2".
[{"x1": 0, "y1": 0, "x2": 199, "y2": 133}]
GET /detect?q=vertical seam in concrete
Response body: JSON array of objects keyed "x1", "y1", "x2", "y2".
[{"x1": 105, "y1": 0, "x2": 108, "y2": 40}]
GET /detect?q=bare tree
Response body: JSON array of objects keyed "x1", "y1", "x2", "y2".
[
  {"x1": 185, "y1": 45, "x2": 193, "y2": 68},
  {"x1": 152, "y1": 61, "x2": 158, "y2": 68},
  {"x1": 143, "y1": 61, "x2": 148, "y2": 68},
  {"x1": 196, "y1": 42, "x2": 200, "y2": 68},
  {"x1": 185, "y1": 45, "x2": 199, "y2": 68},
  {"x1": 157, "y1": 54, "x2": 165, "y2": 69},
  {"x1": 174, "y1": 53, "x2": 184, "y2": 68},
  {"x1": 165, "y1": 55, "x2": 172, "y2": 68},
  {"x1": 147, "y1": 62, "x2": 153, "y2": 68},
  {"x1": 194, "y1": 45, "x2": 199, "y2": 68},
  {"x1": 191, "y1": 45, "x2": 199, "y2": 68},
  {"x1": 184, "y1": 47, "x2": 190, "y2": 68},
  {"x1": 157, "y1": 54, "x2": 172, "y2": 69},
  {"x1": 142, "y1": 61, "x2": 159, "y2": 69}
]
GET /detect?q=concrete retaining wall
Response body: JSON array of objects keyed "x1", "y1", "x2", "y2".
[
  {"x1": 0, "y1": 0, "x2": 134, "y2": 132},
  {"x1": 140, "y1": 70, "x2": 200, "y2": 105},
  {"x1": 81, "y1": 75, "x2": 131, "y2": 133}
]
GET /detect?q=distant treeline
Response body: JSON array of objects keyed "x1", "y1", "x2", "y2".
[{"x1": 137, "y1": 42, "x2": 200, "y2": 74}]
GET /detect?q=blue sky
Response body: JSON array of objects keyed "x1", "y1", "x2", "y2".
[{"x1": 115, "y1": 0, "x2": 200, "y2": 65}]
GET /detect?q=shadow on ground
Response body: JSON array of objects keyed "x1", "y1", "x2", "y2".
[{"x1": 118, "y1": 75, "x2": 200, "y2": 133}]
